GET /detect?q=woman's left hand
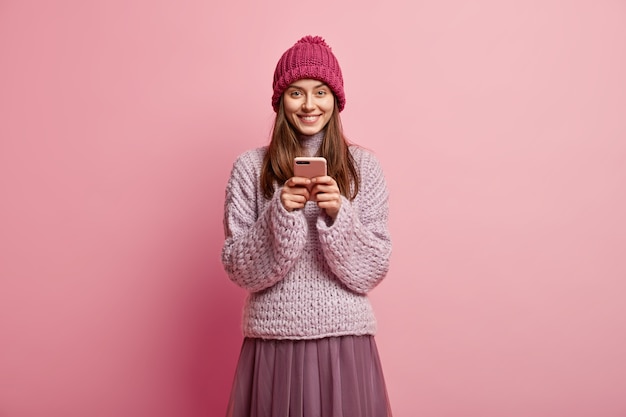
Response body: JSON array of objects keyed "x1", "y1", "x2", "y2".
[{"x1": 310, "y1": 176, "x2": 342, "y2": 220}]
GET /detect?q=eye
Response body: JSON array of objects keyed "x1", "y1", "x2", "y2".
[
  {"x1": 290, "y1": 90, "x2": 303, "y2": 97},
  {"x1": 316, "y1": 90, "x2": 327, "y2": 96}
]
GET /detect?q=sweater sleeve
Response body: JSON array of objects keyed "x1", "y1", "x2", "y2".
[
  {"x1": 221, "y1": 151, "x2": 308, "y2": 293},
  {"x1": 316, "y1": 150, "x2": 392, "y2": 294}
]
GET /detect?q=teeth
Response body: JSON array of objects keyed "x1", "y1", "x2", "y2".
[{"x1": 302, "y1": 116, "x2": 318, "y2": 121}]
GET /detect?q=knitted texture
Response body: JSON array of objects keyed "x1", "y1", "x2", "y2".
[
  {"x1": 221, "y1": 134, "x2": 391, "y2": 339},
  {"x1": 272, "y1": 35, "x2": 346, "y2": 112}
]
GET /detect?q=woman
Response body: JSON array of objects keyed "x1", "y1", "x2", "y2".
[{"x1": 222, "y1": 35, "x2": 393, "y2": 417}]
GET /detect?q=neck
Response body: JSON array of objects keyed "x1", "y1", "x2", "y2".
[{"x1": 298, "y1": 130, "x2": 325, "y2": 156}]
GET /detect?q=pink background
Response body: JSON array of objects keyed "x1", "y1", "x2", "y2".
[{"x1": 1, "y1": 1, "x2": 625, "y2": 416}]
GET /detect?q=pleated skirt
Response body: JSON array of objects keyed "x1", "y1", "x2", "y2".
[{"x1": 225, "y1": 335, "x2": 393, "y2": 417}]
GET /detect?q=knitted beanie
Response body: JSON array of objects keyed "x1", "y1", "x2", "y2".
[{"x1": 272, "y1": 35, "x2": 345, "y2": 112}]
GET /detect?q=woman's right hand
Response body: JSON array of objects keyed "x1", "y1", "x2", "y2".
[{"x1": 281, "y1": 177, "x2": 311, "y2": 212}]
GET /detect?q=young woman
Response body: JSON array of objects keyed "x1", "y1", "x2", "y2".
[{"x1": 222, "y1": 35, "x2": 393, "y2": 417}]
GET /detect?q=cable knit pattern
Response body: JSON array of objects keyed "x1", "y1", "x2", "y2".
[{"x1": 221, "y1": 134, "x2": 392, "y2": 340}]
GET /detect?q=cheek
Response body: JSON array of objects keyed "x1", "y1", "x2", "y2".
[
  {"x1": 323, "y1": 97, "x2": 335, "y2": 113},
  {"x1": 283, "y1": 98, "x2": 299, "y2": 115}
]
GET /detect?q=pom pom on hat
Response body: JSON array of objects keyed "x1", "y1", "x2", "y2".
[
  {"x1": 298, "y1": 35, "x2": 328, "y2": 46},
  {"x1": 272, "y1": 35, "x2": 345, "y2": 112}
]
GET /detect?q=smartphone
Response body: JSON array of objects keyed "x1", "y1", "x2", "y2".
[{"x1": 294, "y1": 157, "x2": 327, "y2": 178}]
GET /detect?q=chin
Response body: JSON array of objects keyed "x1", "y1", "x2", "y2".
[{"x1": 298, "y1": 125, "x2": 323, "y2": 135}]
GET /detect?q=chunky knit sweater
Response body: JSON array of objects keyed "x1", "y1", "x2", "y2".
[{"x1": 221, "y1": 132, "x2": 391, "y2": 340}]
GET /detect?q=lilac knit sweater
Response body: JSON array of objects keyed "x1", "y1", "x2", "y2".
[{"x1": 221, "y1": 133, "x2": 391, "y2": 340}]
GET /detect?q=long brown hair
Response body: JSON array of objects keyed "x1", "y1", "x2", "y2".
[{"x1": 261, "y1": 97, "x2": 360, "y2": 200}]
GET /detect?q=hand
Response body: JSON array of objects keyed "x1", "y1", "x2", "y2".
[
  {"x1": 310, "y1": 176, "x2": 342, "y2": 220},
  {"x1": 281, "y1": 177, "x2": 311, "y2": 212}
]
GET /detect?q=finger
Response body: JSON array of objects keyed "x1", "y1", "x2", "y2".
[
  {"x1": 282, "y1": 187, "x2": 311, "y2": 205},
  {"x1": 310, "y1": 186, "x2": 339, "y2": 200},
  {"x1": 314, "y1": 192, "x2": 340, "y2": 202},
  {"x1": 283, "y1": 180, "x2": 311, "y2": 194},
  {"x1": 311, "y1": 184, "x2": 339, "y2": 194},
  {"x1": 287, "y1": 177, "x2": 312, "y2": 187},
  {"x1": 310, "y1": 175, "x2": 335, "y2": 185},
  {"x1": 282, "y1": 191, "x2": 309, "y2": 203},
  {"x1": 317, "y1": 200, "x2": 341, "y2": 219},
  {"x1": 293, "y1": 188, "x2": 311, "y2": 201},
  {"x1": 281, "y1": 195, "x2": 307, "y2": 211},
  {"x1": 317, "y1": 201, "x2": 341, "y2": 210},
  {"x1": 282, "y1": 201, "x2": 305, "y2": 211}
]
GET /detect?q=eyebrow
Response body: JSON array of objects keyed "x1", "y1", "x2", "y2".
[{"x1": 286, "y1": 82, "x2": 328, "y2": 90}]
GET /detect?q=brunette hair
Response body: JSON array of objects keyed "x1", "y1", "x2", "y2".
[{"x1": 261, "y1": 97, "x2": 360, "y2": 200}]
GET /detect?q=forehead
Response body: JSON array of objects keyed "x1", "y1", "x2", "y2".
[{"x1": 287, "y1": 79, "x2": 328, "y2": 89}]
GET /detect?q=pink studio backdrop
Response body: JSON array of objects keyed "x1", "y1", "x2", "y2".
[{"x1": 1, "y1": 1, "x2": 625, "y2": 416}]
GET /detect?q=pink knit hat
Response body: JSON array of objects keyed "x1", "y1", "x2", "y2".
[{"x1": 272, "y1": 35, "x2": 345, "y2": 112}]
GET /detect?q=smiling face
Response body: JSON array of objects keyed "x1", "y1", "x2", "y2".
[{"x1": 282, "y1": 79, "x2": 335, "y2": 136}]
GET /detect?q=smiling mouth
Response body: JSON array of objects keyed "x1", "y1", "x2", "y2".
[{"x1": 298, "y1": 115, "x2": 321, "y2": 123}]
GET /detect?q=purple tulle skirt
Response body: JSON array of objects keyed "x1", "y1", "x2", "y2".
[{"x1": 225, "y1": 335, "x2": 393, "y2": 417}]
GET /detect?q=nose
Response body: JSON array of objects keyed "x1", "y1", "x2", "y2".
[{"x1": 302, "y1": 94, "x2": 314, "y2": 112}]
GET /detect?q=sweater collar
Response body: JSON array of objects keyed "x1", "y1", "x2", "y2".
[{"x1": 298, "y1": 130, "x2": 325, "y2": 157}]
